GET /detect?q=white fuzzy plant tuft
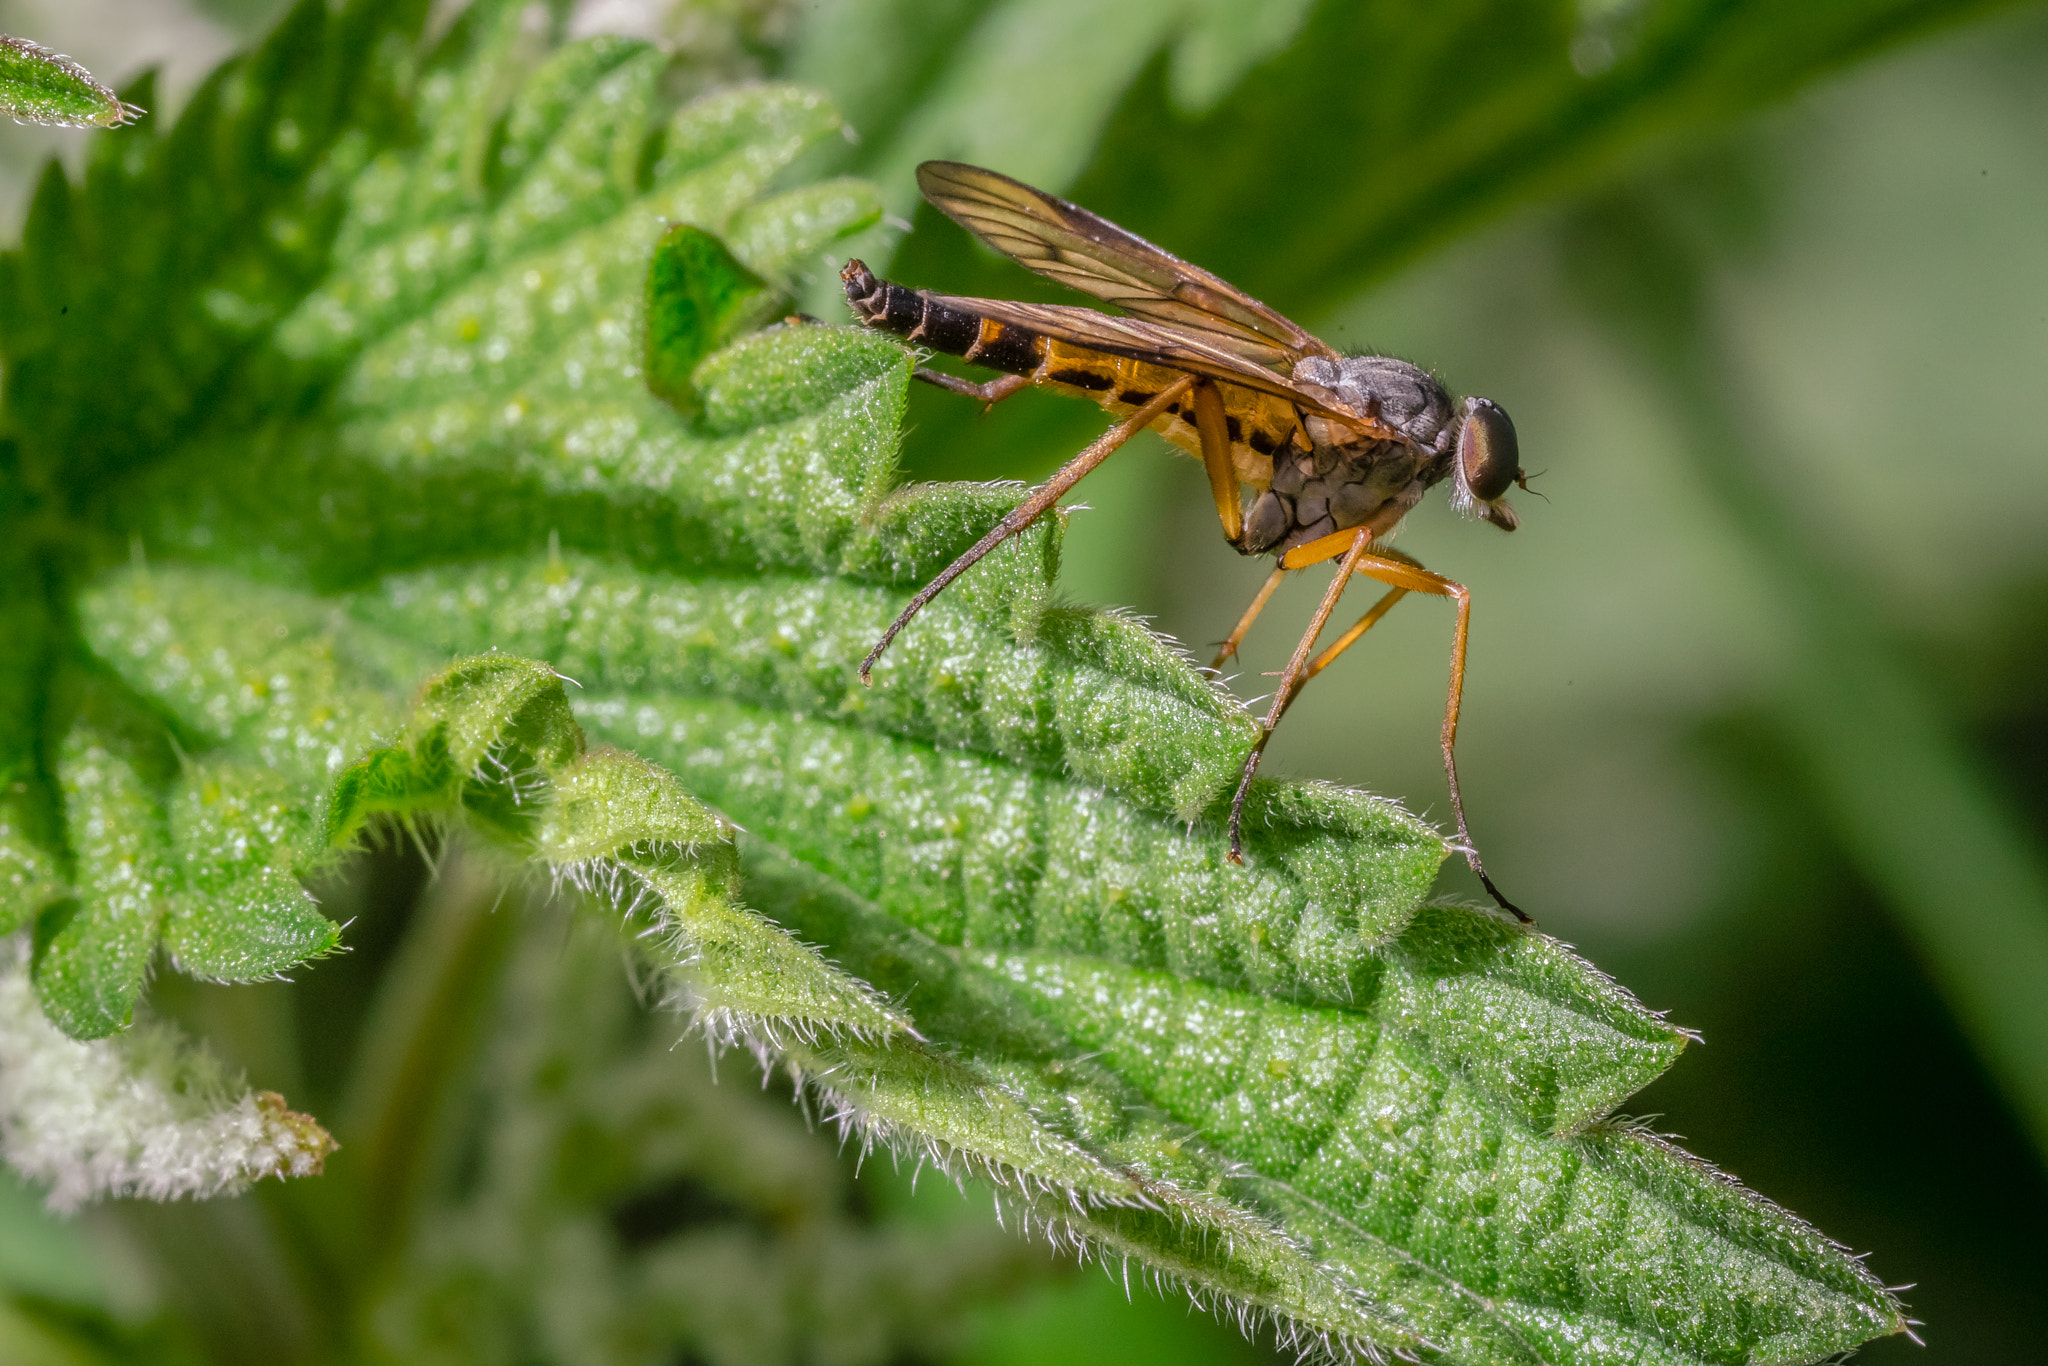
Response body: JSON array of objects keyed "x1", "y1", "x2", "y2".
[{"x1": 0, "y1": 938, "x2": 335, "y2": 1211}]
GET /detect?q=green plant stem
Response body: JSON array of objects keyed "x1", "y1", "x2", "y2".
[
  {"x1": 333, "y1": 845, "x2": 522, "y2": 1267},
  {"x1": 112, "y1": 1197, "x2": 316, "y2": 1366}
]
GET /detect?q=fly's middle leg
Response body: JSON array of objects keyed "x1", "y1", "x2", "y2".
[{"x1": 912, "y1": 369, "x2": 1032, "y2": 410}]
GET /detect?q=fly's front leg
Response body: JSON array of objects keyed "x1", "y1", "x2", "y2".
[
  {"x1": 1211, "y1": 566, "x2": 1285, "y2": 671},
  {"x1": 1227, "y1": 531, "x2": 1526, "y2": 920},
  {"x1": 913, "y1": 369, "x2": 1032, "y2": 411}
]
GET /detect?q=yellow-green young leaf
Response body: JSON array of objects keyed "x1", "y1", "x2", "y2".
[{"x1": 0, "y1": 35, "x2": 141, "y2": 129}]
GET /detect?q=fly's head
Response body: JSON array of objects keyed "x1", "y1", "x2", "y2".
[
  {"x1": 1450, "y1": 396, "x2": 1522, "y2": 531},
  {"x1": 1291, "y1": 355, "x2": 1527, "y2": 531}
]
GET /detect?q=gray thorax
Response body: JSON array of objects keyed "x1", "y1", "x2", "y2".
[{"x1": 1294, "y1": 354, "x2": 1456, "y2": 452}]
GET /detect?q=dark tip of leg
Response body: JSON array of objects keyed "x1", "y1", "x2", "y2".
[
  {"x1": 1473, "y1": 862, "x2": 1531, "y2": 923},
  {"x1": 1228, "y1": 747, "x2": 1263, "y2": 866}
]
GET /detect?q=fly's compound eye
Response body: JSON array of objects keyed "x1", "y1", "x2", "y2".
[{"x1": 1456, "y1": 397, "x2": 1520, "y2": 503}]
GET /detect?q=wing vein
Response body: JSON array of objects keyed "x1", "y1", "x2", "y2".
[{"x1": 916, "y1": 160, "x2": 1340, "y2": 372}]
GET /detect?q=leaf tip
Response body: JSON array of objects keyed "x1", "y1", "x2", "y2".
[{"x1": 0, "y1": 34, "x2": 143, "y2": 130}]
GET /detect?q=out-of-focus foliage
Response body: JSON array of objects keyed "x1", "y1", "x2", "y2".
[
  {"x1": 791, "y1": 0, "x2": 2029, "y2": 312},
  {"x1": 0, "y1": 0, "x2": 2038, "y2": 1362},
  {"x1": 1550, "y1": 163, "x2": 2048, "y2": 1181}
]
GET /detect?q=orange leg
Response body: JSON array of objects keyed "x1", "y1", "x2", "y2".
[
  {"x1": 913, "y1": 369, "x2": 1032, "y2": 410},
  {"x1": 1237, "y1": 531, "x2": 1525, "y2": 921},
  {"x1": 1284, "y1": 584, "x2": 1409, "y2": 713},
  {"x1": 861, "y1": 376, "x2": 1197, "y2": 681},
  {"x1": 1210, "y1": 566, "x2": 1287, "y2": 671},
  {"x1": 1227, "y1": 530, "x2": 1373, "y2": 865},
  {"x1": 1191, "y1": 378, "x2": 1243, "y2": 545}
]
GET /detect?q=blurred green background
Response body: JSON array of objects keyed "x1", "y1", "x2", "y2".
[{"x1": 2, "y1": 0, "x2": 2045, "y2": 1361}]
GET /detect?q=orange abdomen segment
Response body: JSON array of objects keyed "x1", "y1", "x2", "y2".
[{"x1": 1035, "y1": 341, "x2": 1299, "y2": 488}]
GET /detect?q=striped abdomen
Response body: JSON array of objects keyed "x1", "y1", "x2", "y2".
[
  {"x1": 840, "y1": 260, "x2": 1304, "y2": 484},
  {"x1": 842, "y1": 259, "x2": 1044, "y2": 375}
]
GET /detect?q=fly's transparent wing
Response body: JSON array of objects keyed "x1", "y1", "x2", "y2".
[{"x1": 918, "y1": 161, "x2": 1338, "y2": 371}]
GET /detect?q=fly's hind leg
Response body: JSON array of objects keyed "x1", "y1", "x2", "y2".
[
  {"x1": 913, "y1": 369, "x2": 1032, "y2": 410},
  {"x1": 861, "y1": 376, "x2": 1196, "y2": 681}
]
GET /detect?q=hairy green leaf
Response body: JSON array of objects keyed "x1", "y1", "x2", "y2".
[
  {"x1": 0, "y1": 34, "x2": 141, "y2": 129},
  {"x1": 77, "y1": 269, "x2": 1894, "y2": 1366},
  {"x1": 0, "y1": 1, "x2": 1917, "y2": 1360},
  {"x1": 644, "y1": 223, "x2": 781, "y2": 417}
]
